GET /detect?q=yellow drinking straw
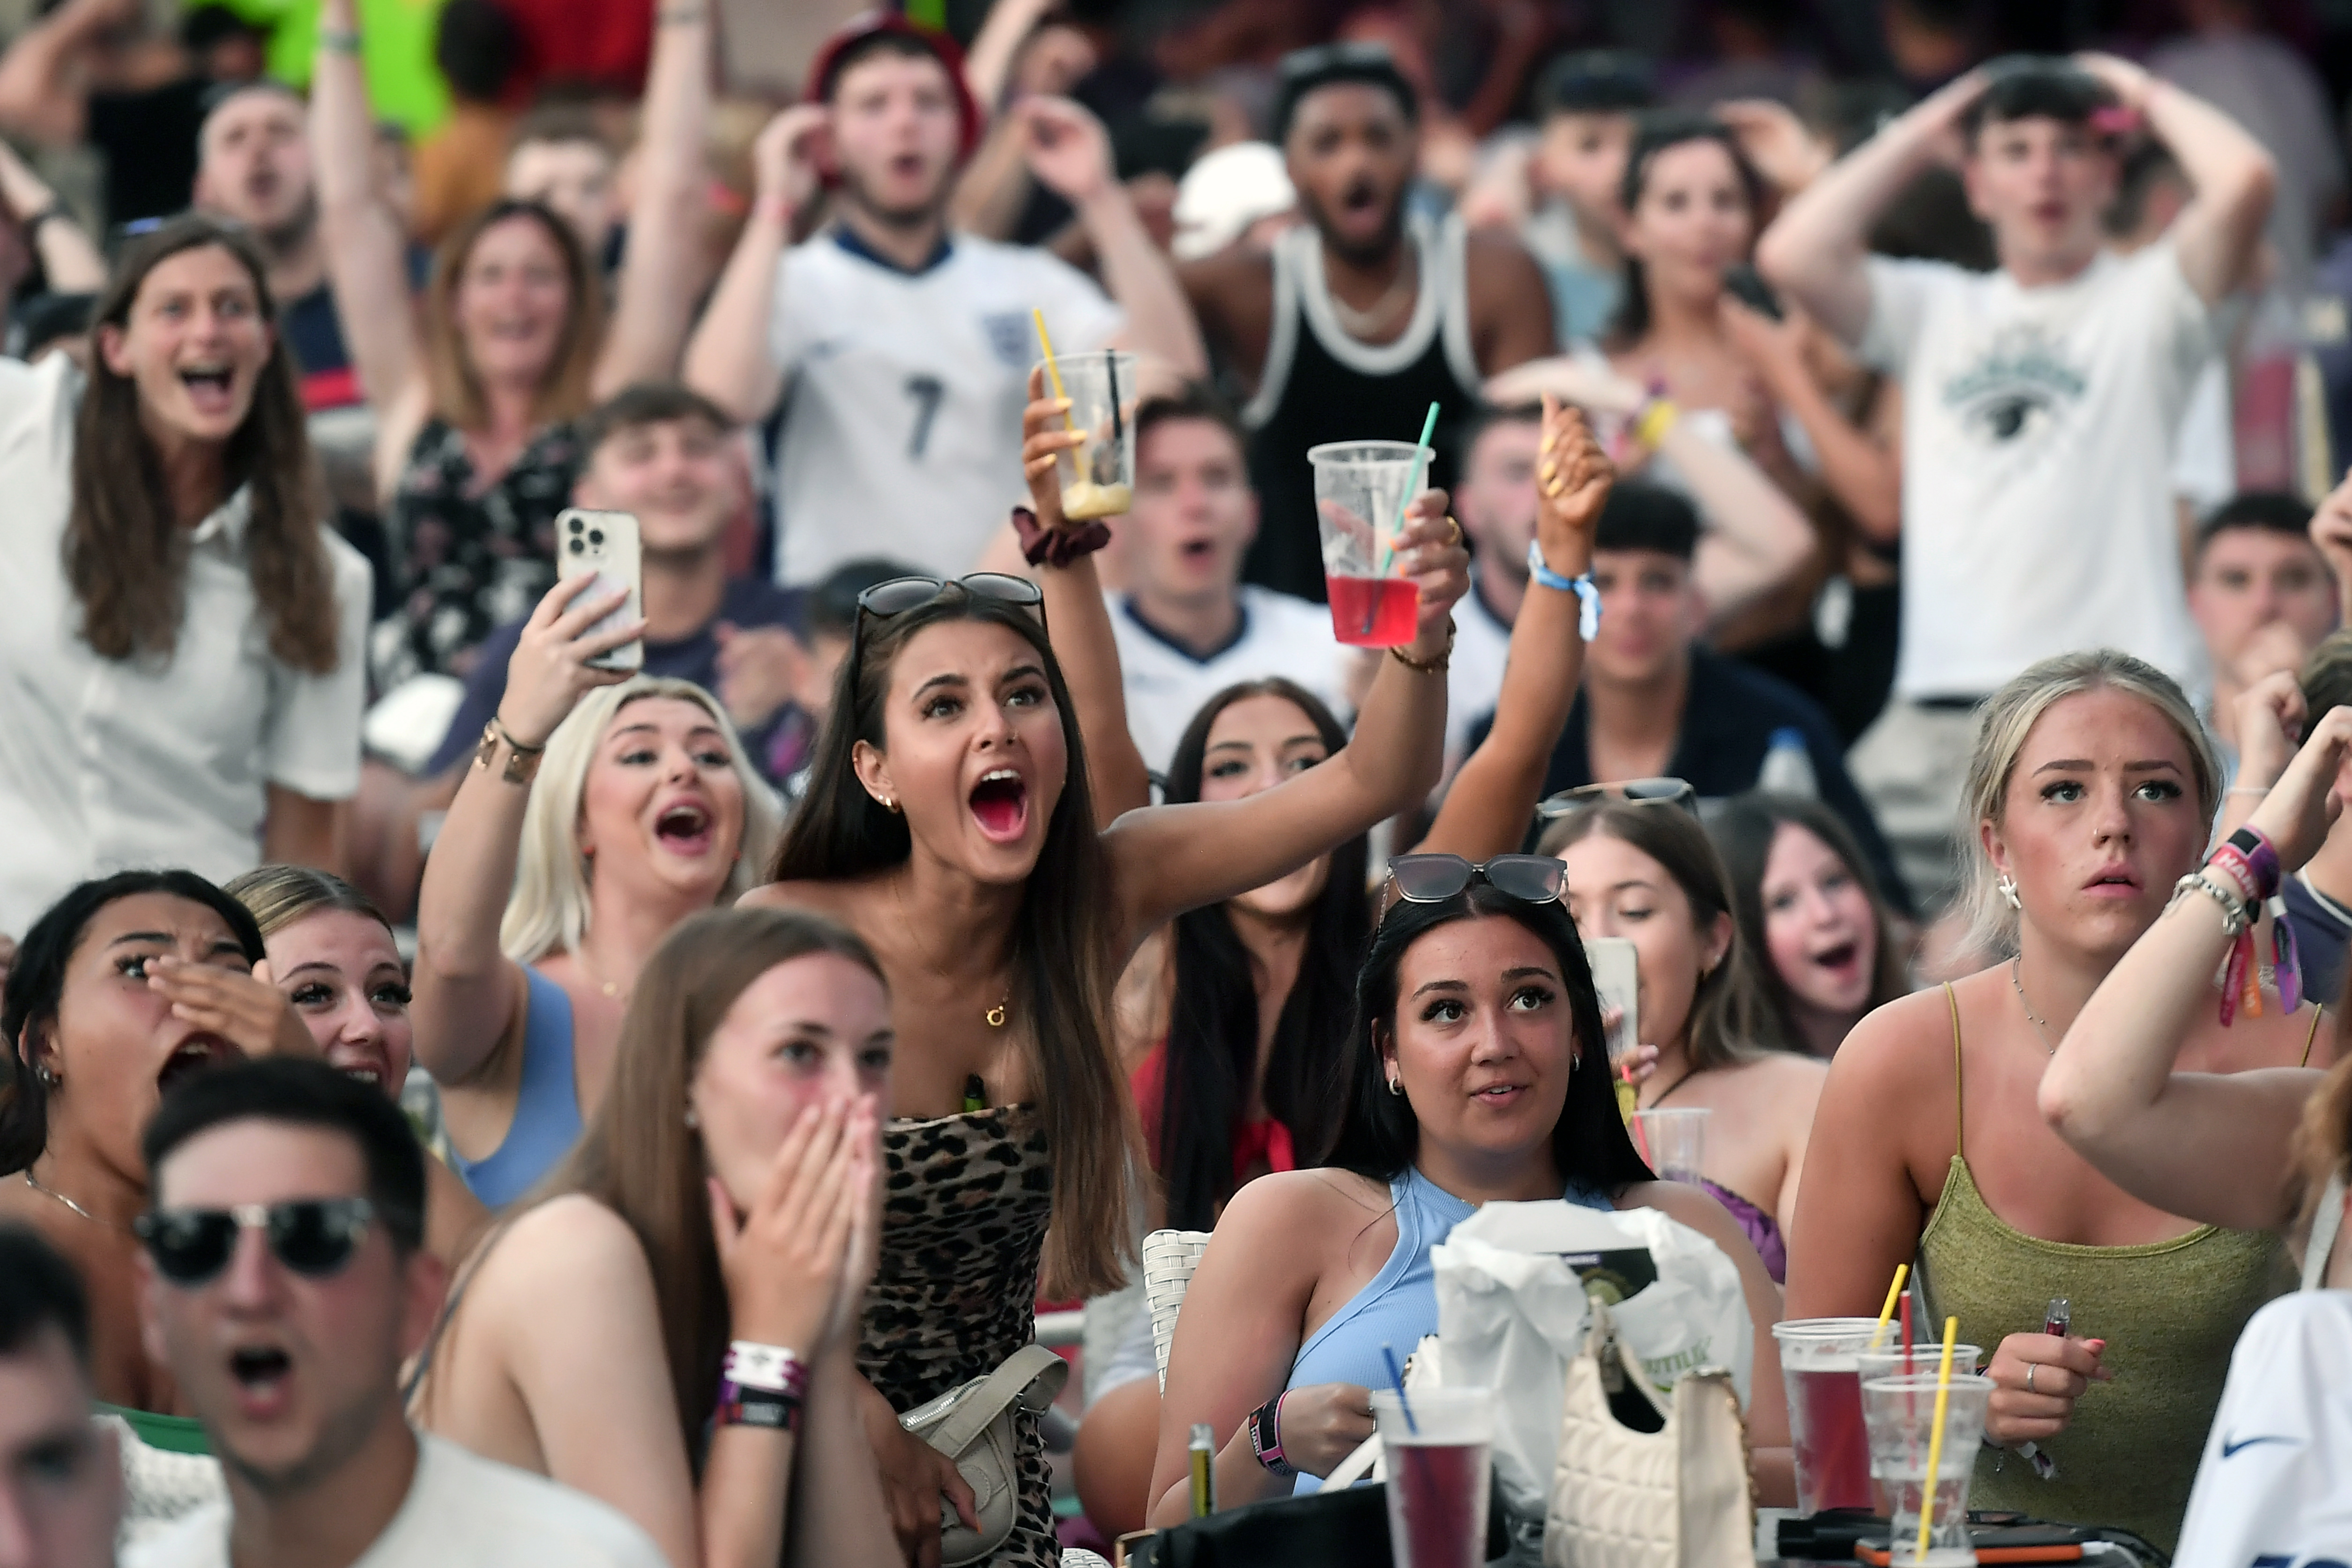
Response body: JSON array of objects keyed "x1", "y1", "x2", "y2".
[
  {"x1": 1915, "y1": 1315, "x2": 1961, "y2": 1559},
  {"x1": 1031, "y1": 308, "x2": 1069, "y2": 402},
  {"x1": 1868, "y1": 1263, "x2": 1910, "y2": 1350}
]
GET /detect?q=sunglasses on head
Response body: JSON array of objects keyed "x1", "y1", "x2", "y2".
[
  {"x1": 848, "y1": 573, "x2": 1047, "y2": 676},
  {"x1": 134, "y1": 1198, "x2": 376, "y2": 1288},
  {"x1": 1534, "y1": 777, "x2": 1698, "y2": 819},
  {"x1": 1385, "y1": 853, "x2": 1567, "y2": 908}
]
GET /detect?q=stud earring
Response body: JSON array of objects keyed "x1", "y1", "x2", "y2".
[
  {"x1": 33, "y1": 1063, "x2": 57, "y2": 1088},
  {"x1": 1998, "y1": 873, "x2": 2022, "y2": 911},
  {"x1": 684, "y1": 1107, "x2": 699, "y2": 1130}
]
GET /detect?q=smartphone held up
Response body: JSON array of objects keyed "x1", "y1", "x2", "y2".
[{"x1": 558, "y1": 507, "x2": 644, "y2": 673}]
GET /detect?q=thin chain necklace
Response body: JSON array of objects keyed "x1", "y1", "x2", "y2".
[
  {"x1": 577, "y1": 948, "x2": 629, "y2": 1003},
  {"x1": 893, "y1": 883, "x2": 1011, "y2": 1029},
  {"x1": 2010, "y1": 959, "x2": 2057, "y2": 1055},
  {"x1": 1325, "y1": 237, "x2": 1419, "y2": 339},
  {"x1": 21, "y1": 1169, "x2": 120, "y2": 1230}
]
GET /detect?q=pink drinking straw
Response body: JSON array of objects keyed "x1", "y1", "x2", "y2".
[{"x1": 1626, "y1": 1081, "x2": 1652, "y2": 1165}]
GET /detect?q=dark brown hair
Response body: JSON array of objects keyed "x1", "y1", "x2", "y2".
[
  {"x1": 537, "y1": 907, "x2": 887, "y2": 1446},
  {"x1": 1538, "y1": 799, "x2": 1776, "y2": 1072},
  {"x1": 423, "y1": 198, "x2": 603, "y2": 433},
  {"x1": 767, "y1": 589, "x2": 1134, "y2": 1297},
  {"x1": 68, "y1": 216, "x2": 336, "y2": 673}
]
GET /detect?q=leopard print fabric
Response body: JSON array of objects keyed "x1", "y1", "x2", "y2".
[{"x1": 860, "y1": 1107, "x2": 1059, "y2": 1568}]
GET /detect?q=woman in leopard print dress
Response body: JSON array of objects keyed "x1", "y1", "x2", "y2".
[{"x1": 746, "y1": 382, "x2": 1470, "y2": 1564}]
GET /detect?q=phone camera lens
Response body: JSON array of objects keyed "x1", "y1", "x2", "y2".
[
  {"x1": 567, "y1": 538, "x2": 584, "y2": 554},
  {"x1": 588, "y1": 529, "x2": 605, "y2": 546},
  {"x1": 568, "y1": 517, "x2": 583, "y2": 534}
]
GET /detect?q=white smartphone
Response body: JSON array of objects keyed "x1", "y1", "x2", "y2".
[
  {"x1": 1583, "y1": 936, "x2": 1640, "y2": 1068},
  {"x1": 557, "y1": 507, "x2": 643, "y2": 672}
]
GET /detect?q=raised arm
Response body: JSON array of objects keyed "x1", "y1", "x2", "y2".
[
  {"x1": 960, "y1": 0, "x2": 1055, "y2": 119},
  {"x1": 1020, "y1": 378, "x2": 1154, "y2": 824},
  {"x1": 1017, "y1": 97, "x2": 1208, "y2": 379},
  {"x1": 1754, "y1": 69, "x2": 1987, "y2": 346},
  {"x1": 313, "y1": 0, "x2": 428, "y2": 497},
  {"x1": 0, "y1": 0, "x2": 129, "y2": 146},
  {"x1": 592, "y1": 0, "x2": 713, "y2": 395},
  {"x1": 1721, "y1": 301, "x2": 1902, "y2": 544},
  {"x1": 2310, "y1": 470, "x2": 2352, "y2": 631},
  {"x1": 1414, "y1": 394, "x2": 1610, "y2": 861},
  {"x1": 411, "y1": 576, "x2": 638, "y2": 1088},
  {"x1": 2076, "y1": 53, "x2": 2274, "y2": 305},
  {"x1": 0, "y1": 140, "x2": 102, "y2": 292},
  {"x1": 680, "y1": 106, "x2": 820, "y2": 424},
  {"x1": 1104, "y1": 495, "x2": 1468, "y2": 948},
  {"x1": 2039, "y1": 707, "x2": 2352, "y2": 1230}
]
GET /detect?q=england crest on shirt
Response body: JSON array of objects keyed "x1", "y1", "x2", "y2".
[{"x1": 981, "y1": 312, "x2": 1034, "y2": 367}]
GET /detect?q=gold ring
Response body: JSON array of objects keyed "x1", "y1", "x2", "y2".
[{"x1": 1445, "y1": 516, "x2": 1462, "y2": 547}]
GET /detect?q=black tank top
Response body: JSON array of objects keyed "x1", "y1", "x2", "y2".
[{"x1": 1241, "y1": 212, "x2": 1486, "y2": 602}]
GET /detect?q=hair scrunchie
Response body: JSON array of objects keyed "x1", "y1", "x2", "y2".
[{"x1": 1010, "y1": 505, "x2": 1111, "y2": 569}]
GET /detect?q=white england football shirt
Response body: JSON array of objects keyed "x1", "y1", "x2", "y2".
[
  {"x1": 768, "y1": 230, "x2": 1124, "y2": 586},
  {"x1": 1860, "y1": 243, "x2": 2216, "y2": 699},
  {"x1": 1108, "y1": 586, "x2": 1359, "y2": 775}
]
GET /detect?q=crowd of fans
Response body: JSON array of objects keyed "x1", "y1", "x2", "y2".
[{"x1": 4, "y1": 0, "x2": 2352, "y2": 1562}]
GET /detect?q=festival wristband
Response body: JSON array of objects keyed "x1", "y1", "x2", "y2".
[
  {"x1": 1247, "y1": 1393, "x2": 1295, "y2": 1478},
  {"x1": 2223, "y1": 827, "x2": 2282, "y2": 902},
  {"x1": 724, "y1": 1341, "x2": 809, "y2": 1396},
  {"x1": 1527, "y1": 540, "x2": 1600, "y2": 642},
  {"x1": 715, "y1": 1379, "x2": 804, "y2": 1433}
]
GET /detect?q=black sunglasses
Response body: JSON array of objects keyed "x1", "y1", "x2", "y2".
[
  {"x1": 847, "y1": 573, "x2": 1048, "y2": 685},
  {"x1": 1534, "y1": 777, "x2": 1698, "y2": 819},
  {"x1": 134, "y1": 1198, "x2": 376, "y2": 1288},
  {"x1": 1386, "y1": 853, "x2": 1567, "y2": 907}
]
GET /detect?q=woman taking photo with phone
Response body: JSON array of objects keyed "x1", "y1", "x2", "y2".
[
  {"x1": 412, "y1": 576, "x2": 782, "y2": 1207},
  {"x1": 1541, "y1": 793, "x2": 1822, "y2": 1281},
  {"x1": 744, "y1": 374, "x2": 1467, "y2": 1566},
  {"x1": 1145, "y1": 856, "x2": 1792, "y2": 1526},
  {"x1": 1789, "y1": 650, "x2": 2337, "y2": 1552}
]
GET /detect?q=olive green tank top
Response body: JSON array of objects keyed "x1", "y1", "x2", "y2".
[{"x1": 1914, "y1": 985, "x2": 2315, "y2": 1554}]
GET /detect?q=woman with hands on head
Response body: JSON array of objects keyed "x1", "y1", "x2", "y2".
[
  {"x1": 223, "y1": 864, "x2": 491, "y2": 1269},
  {"x1": 739, "y1": 373, "x2": 1466, "y2": 1567},
  {"x1": 1145, "y1": 863, "x2": 1793, "y2": 1530},
  {"x1": 1788, "y1": 649, "x2": 2337, "y2": 1553},
  {"x1": 408, "y1": 906, "x2": 898, "y2": 1568},
  {"x1": 412, "y1": 573, "x2": 781, "y2": 1208},
  {"x1": 0, "y1": 871, "x2": 312, "y2": 1439}
]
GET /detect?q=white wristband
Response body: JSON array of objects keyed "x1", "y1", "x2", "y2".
[{"x1": 724, "y1": 1341, "x2": 804, "y2": 1393}]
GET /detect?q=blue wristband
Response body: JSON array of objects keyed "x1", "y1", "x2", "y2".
[{"x1": 1527, "y1": 540, "x2": 1600, "y2": 641}]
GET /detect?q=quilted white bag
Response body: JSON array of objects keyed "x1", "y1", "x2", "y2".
[{"x1": 1543, "y1": 1300, "x2": 1753, "y2": 1568}]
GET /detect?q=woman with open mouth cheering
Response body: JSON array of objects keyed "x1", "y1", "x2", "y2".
[{"x1": 739, "y1": 372, "x2": 1468, "y2": 1568}]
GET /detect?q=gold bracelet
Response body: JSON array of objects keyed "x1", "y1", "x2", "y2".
[
  {"x1": 1388, "y1": 620, "x2": 1455, "y2": 675},
  {"x1": 474, "y1": 719, "x2": 546, "y2": 786},
  {"x1": 1634, "y1": 397, "x2": 1682, "y2": 449}
]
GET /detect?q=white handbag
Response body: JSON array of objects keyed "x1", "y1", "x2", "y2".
[{"x1": 1543, "y1": 1299, "x2": 1754, "y2": 1568}]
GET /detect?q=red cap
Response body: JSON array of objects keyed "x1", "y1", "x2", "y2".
[{"x1": 804, "y1": 10, "x2": 982, "y2": 164}]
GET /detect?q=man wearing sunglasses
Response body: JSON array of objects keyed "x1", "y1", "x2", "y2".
[
  {"x1": 125, "y1": 1060, "x2": 663, "y2": 1568},
  {"x1": 0, "y1": 1225, "x2": 119, "y2": 1568}
]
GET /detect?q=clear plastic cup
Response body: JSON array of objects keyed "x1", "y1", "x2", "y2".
[
  {"x1": 1856, "y1": 1344, "x2": 1983, "y2": 1388},
  {"x1": 1772, "y1": 1317, "x2": 1883, "y2": 1516},
  {"x1": 1631, "y1": 1107, "x2": 1708, "y2": 1185},
  {"x1": 1861, "y1": 1371, "x2": 1995, "y2": 1566},
  {"x1": 1036, "y1": 350, "x2": 1138, "y2": 520},
  {"x1": 1371, "y1": 1387, "x2": 1492, "y2": 1568},
  {"x1": 1309, "y1": 439, "x2": 1428, "y2": 647}
]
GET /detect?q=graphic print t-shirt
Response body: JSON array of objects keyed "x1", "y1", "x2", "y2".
[{"x1": 1859, "y1": 245, "x2": 2217, "y2": 699}]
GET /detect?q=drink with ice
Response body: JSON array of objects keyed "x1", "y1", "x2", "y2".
[
  {"x1": 1327, "y1": 575, "x2": 1420, "y2": 646},
  {"x1": 1773, "y1": 1318, "x2": 1882, "y2": 1515},
  {"x1": 1861, "y1": 1370, "x2": 1995, "y2": 1567},
  {"x1": 1371, "y1": 1387, "x2": 1492, "y2": 1568}
]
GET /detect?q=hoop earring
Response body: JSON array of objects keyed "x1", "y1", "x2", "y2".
[
  {"x1": 1386, "y1": 1074, "x2": 1403, "y2": 1097},
  {"x1": 1998, "y1": 873, "x2": 2022, "y2": 912}
]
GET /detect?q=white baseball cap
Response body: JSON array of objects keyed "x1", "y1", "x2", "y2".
[{"x1": 1171, "y1": 141, "x2": 1296, "y2": 261}]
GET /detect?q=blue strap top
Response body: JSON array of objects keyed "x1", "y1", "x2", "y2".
[
  {"x1": 448, "y1": 967, "x2": 584, "y2": 1210},
  {"x1": 1287, "y1": 1167, "x2": 1615, "y2": 1494}
]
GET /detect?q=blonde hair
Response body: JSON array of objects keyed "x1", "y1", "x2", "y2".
[
  {"x1": 500, "y1": 677, "x2": 782, "y2": 965},
  {"x1": 1958, "y1": 649, "x2": 2219, "y2": 956},
  {"x1": 223, "y1": 865, "x2": 392, "y2": 941},
  {"x1": 2291, "y1": 1055, "x2": 2352, "y2": 1275}
]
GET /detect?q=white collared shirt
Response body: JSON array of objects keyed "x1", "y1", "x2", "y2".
[{"x1": 0, "y1": 354, "x2": 371, "y2": 935}]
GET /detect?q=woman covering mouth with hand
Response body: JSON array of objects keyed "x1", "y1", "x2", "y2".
[
  {"x1": 410, "y1": 575, "x2": 782, "y2": 1209},
  {"x1": 739, "y1": 370, "x2": 1469, "y2": 1568}
]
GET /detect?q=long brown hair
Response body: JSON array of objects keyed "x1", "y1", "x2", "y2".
[
  {"x1": 67, "y1": 216, "x2": 336, "y2": 672},
  {"x1": 1539, "y1": 799, "x2": 1777, "y2": 1072},
  {"x1": 767, "y1": 590, "x2": 1134, "y2": 1297},
  {"x1": 539, "y1": 907, "x2": 888, "y2": 1447},
  {"x1": 423, "y1": 198, "x2": 603, "y2": 432}
]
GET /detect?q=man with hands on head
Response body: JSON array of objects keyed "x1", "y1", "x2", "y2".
[
  {"x1": 1759, "y1": 51, "x2": 2276, "y2": 909},
  {"x1": 683, "y1": 12, "x2": 1205, "y2": 589}
]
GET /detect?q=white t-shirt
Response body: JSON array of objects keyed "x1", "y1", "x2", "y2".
[
  {"x1": 1859, "y1": 244, "x2": 2216, "y2": 699},
  {"x1": 1107, "y1": 586, "x2": 1357, "y2": 775},
  {"x1": 0, "y1": 354, "x2": 372, "y2": 936},
  {"x1": 768, "y1": 230, "x2": 1124, "y2": 587},
  {"x1": 1446, "y1": 566, "x2": 1514, "y2": 768},
  {"x1": 2173, "y1": 1291, "x2": 2352, "y2": 1561},
  {"x1": 124, "y1": 1434, "x2": 668, "y2": 1568}
]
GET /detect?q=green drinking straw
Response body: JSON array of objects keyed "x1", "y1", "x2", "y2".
[{"x1": 1364, "y1": 401, "x2": 1440, "y2": 635}]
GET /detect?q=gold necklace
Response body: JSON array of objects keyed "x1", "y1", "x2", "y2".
[
  {"x1": 576, "y1": 949, "x2": 629, "y2": 1003},
  {"x1": 2010, "y1": 959, "x2": 2057, "y2": 1056},
  {"x1": 893, "y1": 883, "x2": 1012, "y2": 1028},
  {"x1": 21, "y1": 1169, "x2": 119, "y2": 1230}
]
